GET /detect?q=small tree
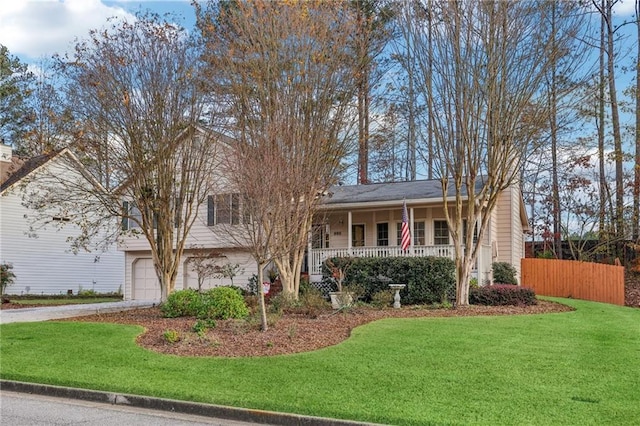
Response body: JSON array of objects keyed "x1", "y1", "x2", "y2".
[
  {"x1": 188, "y1": 250, "x2": 224, "y2": 292},
  {"x1": 219, "y1": 263, "x2": 244, "y2": 287},
  {"x1": 1, "y1": 262, "x2": 16, "y2": 296}
]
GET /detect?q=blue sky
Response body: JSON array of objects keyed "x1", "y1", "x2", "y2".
[
  {"x1": 0, "y1": 1, "x2": 198, "y2": 64},
  {"x1": 2, "y1": 1, "x2": 638, "y2": 68}
]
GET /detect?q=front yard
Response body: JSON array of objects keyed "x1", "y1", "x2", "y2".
[{"x1": 1, "y1": 298, "x2": 638, "y2": 425}]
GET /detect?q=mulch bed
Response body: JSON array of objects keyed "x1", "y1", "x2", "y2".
[{"x1": 57, "y1": 300, "x2": 573, "y2": 358}]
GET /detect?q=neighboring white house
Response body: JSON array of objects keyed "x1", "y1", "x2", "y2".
[{"x1": 0, "y1": 144, "x2": 124, "y2": 296}]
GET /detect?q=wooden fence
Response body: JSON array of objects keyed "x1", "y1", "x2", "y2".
[{"x1": 521, "y1": 258, "x2": 625, "y2": 306}]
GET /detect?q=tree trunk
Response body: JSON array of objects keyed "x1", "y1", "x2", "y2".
[
  {"x1": 598, "y1": 0, "x2": 607, "y2": 247},
  {"x1": 549, "y1": 3, "x2": 562, "y2": 259},
  {"x1": 256, "y1": 262, "x2": 268, "y2": 331},
  {"x1": 634, "y1": 0, "x2": 640, "y2": 241},
  {"x1": 605, "y1": 0, "x2": 625, "y2": 252}
]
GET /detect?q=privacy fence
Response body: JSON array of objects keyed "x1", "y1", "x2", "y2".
[{"x1": 521, "y1": 258, "x2": 625, "y2": 306}]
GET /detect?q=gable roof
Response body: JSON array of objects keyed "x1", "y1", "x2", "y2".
[
  {"x1": 322, "y1": 179, "x2": 485, "y2": 208},
  {"x1": 0, "y1": 150, "x2": 61, "y2": 193}
]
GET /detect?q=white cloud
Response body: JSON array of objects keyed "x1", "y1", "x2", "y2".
[
  {"x1": 613, "y1": 0, "x2": 637, "y2": 16},
  {"x1": 0, "y1": 0, "x2": 136, "y2": 60}
]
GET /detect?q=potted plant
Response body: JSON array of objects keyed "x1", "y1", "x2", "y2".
[{"x1": 326, "y1": 257, "x2": 355, "y2": 309}]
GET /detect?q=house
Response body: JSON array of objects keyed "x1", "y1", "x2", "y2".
[
  {"x1": 120, "y1": 156, "x2": 528, "y2": 299},
  {"x1": 118, "y1": 135, "x2": 257, "y2": 301},
  {"x1": 307, "y1": 179, "x2": 529, "y2": 285},
  {"x1": 0, "y1": 144, "x2": 124, "y2": 296}
]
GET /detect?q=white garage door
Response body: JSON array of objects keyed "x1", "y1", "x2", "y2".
[{"x1": 133, "y1": 258, "x2": 161, "y2": 300}]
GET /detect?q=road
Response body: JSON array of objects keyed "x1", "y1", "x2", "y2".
[{"x1": 0, "y1": 391, "x2": 265, "y2": 425}]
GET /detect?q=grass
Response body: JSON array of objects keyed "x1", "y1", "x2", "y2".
[
  {"x1": 1, "y1": 298, "x2": 639, "y2": 425},
  {"x1": 8, "y1": 298, "x2": 120, "y2": 306}
]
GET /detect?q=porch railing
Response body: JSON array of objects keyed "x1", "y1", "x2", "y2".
[{"x1": 309, "y1": 245, "x2": 457, "y2": 275}]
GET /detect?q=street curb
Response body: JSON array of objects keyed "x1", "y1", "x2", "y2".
[{"x1": 0, "y1": 380, "x2": 383, "y2": 426}]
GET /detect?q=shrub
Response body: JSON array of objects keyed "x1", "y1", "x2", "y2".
[
  {"x1": 492, "y1": 262, "x2": 518, "y2": 285},
  {"x1": 202, "y1": 286, "x2": 249, "y2": 320},
  {"x1": 161, "y1": 289, "x2": 202, "y2": 318},
  {"x1": 192, "y1": 319, "x2": 216, "y2": 336},
  {"x1": 1, "y1": 262, "x2": 16, "y2": 295},
  {"x1": 322, "y1": 256, "x2": 456, "y2": 305},
  {"x1": 163, "y1": 329, "x2": 180, "y2": 343},
  {"x1": 469, "y1": 285, "x2": 537, "y2": 306}
]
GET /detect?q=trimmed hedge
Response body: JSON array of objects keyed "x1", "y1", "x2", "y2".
[
  {"x1": 469, "y1": 284, "x2": 537, "y2": 306},
  {"x1": 161, "y1": 287, "x2": 249, "y2": 320},
  {"x1": 321, "y1": 256, "x2": 456, "y2": 304}
]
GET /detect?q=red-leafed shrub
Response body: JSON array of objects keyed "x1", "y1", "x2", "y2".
[{"x1": 469, "y1": 285, "x2": 537, "y2": 306}]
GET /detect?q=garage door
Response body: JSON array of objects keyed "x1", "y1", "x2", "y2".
[{"x1": 133, "y1": 258, "x2": 161, "y2": 300}]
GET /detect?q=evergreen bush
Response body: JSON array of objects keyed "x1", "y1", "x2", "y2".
[
  {"x1": 321, "y1": 256, "x2": 455, "y2": 304},
  {"x1": 492, "y1": 262, "x2": 518, "y2": 285},
  {"x1": 202, "y1": 286, "x2": 249, "y2": 320}
]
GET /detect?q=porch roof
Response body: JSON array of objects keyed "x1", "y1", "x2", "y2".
[{"x1": 322, "y1": 179, "x2": 484, "y2": 208}]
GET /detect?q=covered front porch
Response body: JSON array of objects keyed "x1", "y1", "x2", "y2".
[
  {"x1": 308, "y1": 244, "x2": 492, "y2": 282},
  {"x1": 302, "y1": 179, "x2": 525, "y2": 285}
]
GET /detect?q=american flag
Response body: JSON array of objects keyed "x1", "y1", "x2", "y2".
[{"x1": 401, "y1": 200, "x2": 411, "y2": 251}]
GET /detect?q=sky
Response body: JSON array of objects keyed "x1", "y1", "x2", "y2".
[
  {"x1": 0, "y1": 0, "x2": 635, "y2": 64},
  {"x1": 2, "y1": 0, "x2": 638, "y2": 66},
  {"x1": 0, "y1": 0, "x2": 198, "y2": 64}
]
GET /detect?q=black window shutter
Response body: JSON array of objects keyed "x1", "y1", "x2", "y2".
[
  {"x1": 122, "y1": 201, "x2": 129, "y2": 231},
  {"x1": 207, "y1": 195, "x2": 214, "y2": 226}
]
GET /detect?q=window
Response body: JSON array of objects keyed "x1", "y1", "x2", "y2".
[
  {"x1": 377, "y1": 223, "x2": 389, "y2": 246},
  {"x1": 311, "y1": 224, "x2": 329, "y2": 249},
  {"x1": 208, "y1": 193, "x2": 242, "y2": 226},
  {"x1": 463, "y1": 219, "x2": 478, "y2": 244},
  {"x1": 434, "y1": 220, "x2": 449, "y2": 245},
  {"x1": 122, "y1": 201, "x2": 142, "y2": 230},
  {"x1": 396, "y1": 221, "x2": 425, "y2": 246},
  {"x1": 352, "y1": 224, "x2": 365, "y2": 247},
  {"x1": 413, "y1": 221, "x2": 425, "y2": 245}
]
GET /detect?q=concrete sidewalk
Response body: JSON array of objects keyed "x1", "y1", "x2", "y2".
[{"x1": 0, "y1": 300, "x2": 158, "y2": 324}]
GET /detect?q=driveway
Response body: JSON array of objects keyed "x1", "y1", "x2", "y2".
[{"x1": 0, "y1": 300, "x2": 158, "y2": 324}]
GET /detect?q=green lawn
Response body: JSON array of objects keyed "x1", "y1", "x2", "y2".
[{"x1": 1, "y1": 298, "x2": 639, "y2": 425}]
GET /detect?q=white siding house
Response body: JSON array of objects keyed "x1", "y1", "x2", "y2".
[
  {"x1": 116, "y1": 130, "x2": 528, "y2": 300},
  {"x1": 119, "y1": 138, "x2": 258, "y2": 301},
  {"x1": 0, "y1": 145, "x2": 123, "y2": 296}
]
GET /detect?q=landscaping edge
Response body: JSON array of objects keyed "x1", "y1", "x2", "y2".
[{"x1": 0, "y1": 380, "x2": 383, "y2": 426}]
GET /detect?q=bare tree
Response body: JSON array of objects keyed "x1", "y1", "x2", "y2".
[
  {"x1": 187, "y1": 249, "x2": 225, "y2": 292},
  {"x1": 197, "y1": 0, "x2": 357, "y2": 299},
  {"x1": 24, "y1": 13, "x2": 219, "y2": 301},
  {"x1": 402, "y1": 0, "x2": 575, "y2": 305},
  {"x1": 20, "y1": 58, "x2": 75, "y2": 155},
  {"x1": 592, "y1": 0, "x2": 625, "y2": 252}
]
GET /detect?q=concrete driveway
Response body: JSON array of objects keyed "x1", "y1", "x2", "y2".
[{"x1": 0, "y1": 300, "x2": 158, "y2": 324}]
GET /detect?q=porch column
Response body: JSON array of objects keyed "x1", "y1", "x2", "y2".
[
  {"x1": 477, "y1": 234, "x2": 482, "y2": 285},
  {"x1": 347, "y1": 210, "x2": 353, "y2": 255},
  {"x1": 307, "y1": 226, "x2": 313, "y2": 276},
  {"x1": 409, "y1": 207, "x2": 415, "y2": 256}
]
